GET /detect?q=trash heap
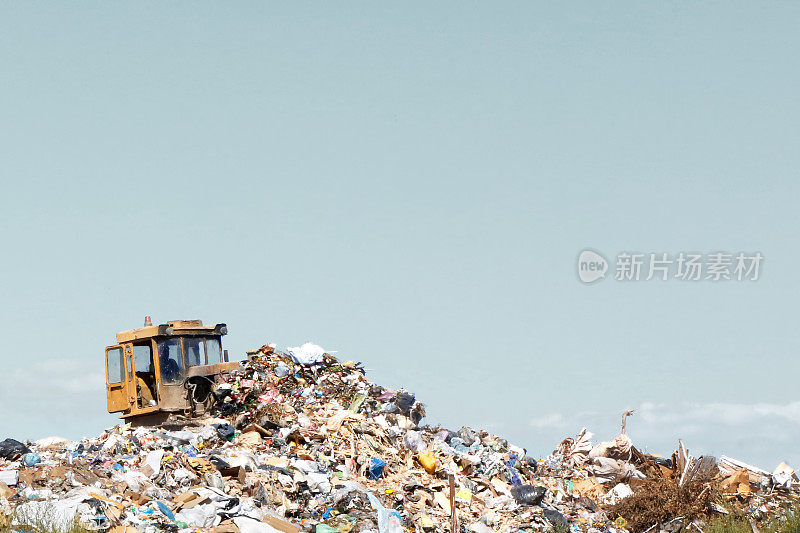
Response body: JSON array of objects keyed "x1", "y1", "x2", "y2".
[{"x1": 1, "y1": 343, "x2": 799, "y2": 533}]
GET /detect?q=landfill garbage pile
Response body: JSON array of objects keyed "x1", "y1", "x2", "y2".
[{"x1": 2, "y1": 343, "x2": 800, "y2": 533}]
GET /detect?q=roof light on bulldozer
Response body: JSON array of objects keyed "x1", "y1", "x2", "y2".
[{"x1": 144, "y1": 315, "x2": 152, "y2": 327}]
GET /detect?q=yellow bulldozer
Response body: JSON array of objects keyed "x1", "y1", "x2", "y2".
[{"x1": 105, "y1": 318, "x2": 239, "y2": 425}]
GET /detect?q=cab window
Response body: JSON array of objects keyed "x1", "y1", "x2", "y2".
[
  {"x1": 107, "y1": 347, "x2": 124, "y2": 383},
  {"x1": 183, "y1": 336, "x2": 222, "y2": 366},
  {"x1": 134, "y1": 344, "x2": 153, "y2": 372},
  {"x1": 184, "y1": 337, "x2": 206, "y2": 366},
  {"x1": 206, "y1": 337, "x2": 222, "y2": 364},
  {"x1": 157, "y1": 338, "x2": 184, "y2": 384}
]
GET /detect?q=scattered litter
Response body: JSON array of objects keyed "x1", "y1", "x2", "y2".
[{"x1": 1, "y1": 342, "x2": 799, "y2": 533}]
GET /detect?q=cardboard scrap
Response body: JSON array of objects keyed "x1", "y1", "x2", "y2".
[
  {"x1": 213, "y1": 519, "x2": 240, "y2": 533},
  {"x1": 434, "y1": 490, "x2": 452, "y2": 514},
  {"x1": 262, "y1": 515, "x2": 301, "y2": 533},
  {"x1": 0, "y1": 481, "x2": 15, "y2": 498},
  {"x1": 107, "y1": 527, "x2": 141, "y2": 533},
  {"x1": 239, "y1": 431, "x2": 262, "y2": 447},
  {"x1": 572, "y1": 477, "x2": 605, "y2": 500},
  {"x1": 187, "y1": 456, "x2": 215, "y2": 473},
  {"x1": 720, "y1": 469, "x2": 752, "y2": 496}
]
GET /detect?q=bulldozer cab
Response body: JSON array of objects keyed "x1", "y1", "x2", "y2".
[{"x1": 105, "y1": 319, "x2": 237, "y2": 424}]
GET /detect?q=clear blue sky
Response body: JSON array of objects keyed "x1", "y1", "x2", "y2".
[{"x1": 1, "y1": 2, "x2": 798, "y2": 468}]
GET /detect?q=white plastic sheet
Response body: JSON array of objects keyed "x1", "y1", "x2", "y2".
[
  {"x1": 286, "y1": 342, "x2": 331, "y2": 365},
  {"x1": 176, "y1": 503, "x2": 220, "y2": 528}
]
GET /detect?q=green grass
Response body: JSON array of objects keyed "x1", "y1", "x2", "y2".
[
  {"x1": 704, "y1": 514, "x2": 752, "y2": 533},
  {"x1": 703, "y1": 506, "x2": 800, "y2": 533},
  {"x1": 0, "y1": 502, "x2": 93, "y2": 533},
  {"x1": 551, "y1": 520, "x2": 570, "y2": 533},
  {"x1": 770, "y1": 507, "x2": 800, "y2": 533}
]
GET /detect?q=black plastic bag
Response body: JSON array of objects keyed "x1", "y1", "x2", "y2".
[
  {"x1": 214, "y1": 423, "x2": 236, "y2": 440},
  {"x1": 215, "y1": 403, "x2": 237, "y2": 416},
  {"x1": 575, "y1": 496, "x2": 598, "y2": 512},
  {"x1": 544, "y1": 509, "x2": 568, "y2": 527},
  {"x1": 510, "y1": 484, "x2": 547, "y2": 506},
  {"x1": 0, "y1": 438, "x2": 31, "y2": 460},
  {"x1": 210, "y1": 455, "x2": 231, "y2": 470},
  {"x1": 213, "y1": 388, "x2": 234, "y2": 402},
  {"x1": 394, "y1": 391, "x2": 416, "y2": 413}
]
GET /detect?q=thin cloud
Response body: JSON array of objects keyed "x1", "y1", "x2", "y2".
[
  {"x1": 531, "y1": 401, "x2": 800, "y2": 429},
  {"x1": 0, "y1": 359, "x2": 112, "y2": 441},
  {"x1": 0, "y1": 360, "x2": 104, "y2": 405}
]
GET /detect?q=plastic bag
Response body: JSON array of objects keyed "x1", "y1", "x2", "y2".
[
  {"x1": 510, "y1": 485, "x2": 547, "y2": 506},
  {"x1": 418, "y1": 451, "x2": 437, "y2": 475},
  {"x1": 394, "y1": 390, "x2": 416, "y2": 413},
  {"x1": 589, "y1": 456, "x2": 645, "y2": 482},
  {"x1": 176, "y1": 503, "x2": 219, "y2": 528},
  {"x1": 22, "y1": 453, "x2": 41, "y2": 467},
  {"x1": 403, "y1": 431, "x2": 426, "y2": 452},
  {"x1": 0, "y1": 438, "x2": 31, "y2": 460},
  {"x1": 543, "y1": 509, "x2": 568, "y2": 527},
  {"x1": 366, "y1": 492, "x2": 404, "y2": 533},
  {"x1": 457, "y1": 427, "x2": 479, "y2": 446},
  {"x1": 588, "y1": 434, "x2": 632, "y2": 461},
  {"x1": 367, "y1": 457, "x2": 386, "y2": 480},
  {"x1": 286, "y1": 343, "x2": 329, "y2": 365}
]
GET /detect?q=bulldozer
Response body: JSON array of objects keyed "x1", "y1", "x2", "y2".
[{"x1": 105, "y1": 318, "x2": 239, "y2": 425}]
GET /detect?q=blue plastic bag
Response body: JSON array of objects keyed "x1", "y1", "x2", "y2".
[
  {"x1": 156, "y1": 501, "x2": 175, "y2": 521},
  {"x1": 22, "y1": 453, "x2": 41, "y2": 467},
  {"x1": 366, "y1": 457, "x2": 386, "y2": 480}
]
